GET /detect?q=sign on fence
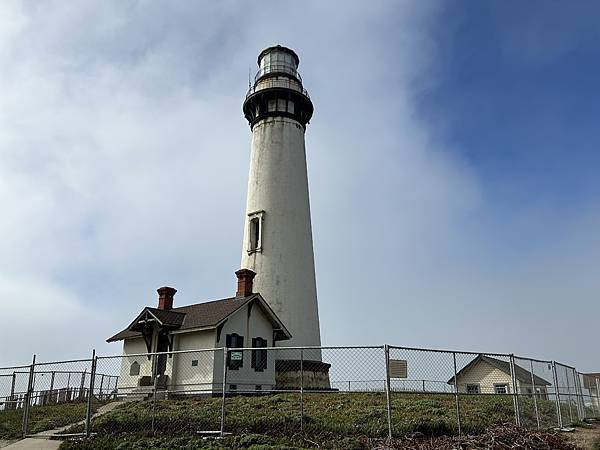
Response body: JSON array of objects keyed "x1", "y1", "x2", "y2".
[{"x1": 389, "y1": 359, "x2": 408, "y2": 378}]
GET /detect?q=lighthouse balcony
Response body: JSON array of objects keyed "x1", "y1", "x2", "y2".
[{"x1": 246, "y1": 77, "x2": 309, "y2": 99}]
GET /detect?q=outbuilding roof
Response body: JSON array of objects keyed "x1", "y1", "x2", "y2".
[
  {"x1": 107, "y1": 294, "x2": 291, "y2": 342},
  {"x1": 448, "y1": 355, "x2": 551, "y2": 386}
]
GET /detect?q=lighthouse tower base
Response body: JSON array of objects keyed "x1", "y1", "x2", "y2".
[{"x1": 275, "y1": 360, "x2": 332, "y2": 390}]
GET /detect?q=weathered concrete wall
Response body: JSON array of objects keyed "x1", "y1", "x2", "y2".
[{"x1": 241, "y1": 116, "x2": 322, "y2": 351}]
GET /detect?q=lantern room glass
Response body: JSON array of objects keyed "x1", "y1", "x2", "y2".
[{"x1": 258, "y1": 49, "x2": 298, "y2": 80}]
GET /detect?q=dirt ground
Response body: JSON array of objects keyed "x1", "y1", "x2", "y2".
[{"x1": 568, "y1": 423, "x2": 600, "y2": 449}]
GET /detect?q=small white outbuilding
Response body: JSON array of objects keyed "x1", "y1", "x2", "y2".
[{"x1": 107, "y1": 269, "x2": 291, "y2": 396}]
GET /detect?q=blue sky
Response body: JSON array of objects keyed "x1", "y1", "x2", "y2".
[{"x1": 0, "y1": 1, "x2": 598, "y2": 371}]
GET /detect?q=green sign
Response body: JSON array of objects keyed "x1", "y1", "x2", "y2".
[{"x1": 230, "y1": 351, "x2": 243, "y2": 361}]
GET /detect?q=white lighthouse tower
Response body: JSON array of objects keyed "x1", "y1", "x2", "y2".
[{"x1": 241, "y1": 46, "x2": 322, "y2": 351}]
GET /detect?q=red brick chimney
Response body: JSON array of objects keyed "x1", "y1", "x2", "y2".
[
  {"x1": 235, "y1": 269, "x2": 256, "y2": 298},
  {"x1": 157, "y1": 286, "x2": 177, "y2": 310}
]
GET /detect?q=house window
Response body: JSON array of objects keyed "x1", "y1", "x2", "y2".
[
  {"x1": 129, "y1": 361, "x2": 140, "y2": 376},
  {"x1": 466, "y1": 384, "x2": 480, "y2": 394},
  {"x1": 247, "y1": 211, "x2": 264, "y2": 254},
  {"x1": 268, "y1": 99, "x2": 276, "y2": 112},
  {"x1": 494, "y1": 384, "x2": 508, "y2": 394},
  {"x1": 230, "y1": 384, "x2": 237, "y2": 391},
  {"x1": 251, "y1": 337, "x2": 268, "y2": 372},
  {"x1": 227, "y1": 333, "x2": 244, "y2": 370},
  {"x1": 255, "y1": 385, "x2": 262, "y2": 391},
  {"x1": 191, "y1": 359, "x2": 198, "y2": 367},
  {"x1": 288, "y1": 100, "x2": 294, "y2": 114}
]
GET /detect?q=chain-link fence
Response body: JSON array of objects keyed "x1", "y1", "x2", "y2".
[{"x1": 1, "y1": 345, "x2": 599, "y2": 440}]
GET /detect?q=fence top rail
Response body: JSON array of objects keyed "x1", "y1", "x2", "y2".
[
  {"x1": 388, "y1": 345, "x2": 511, "y2": 358},
  {"x1": 514, "y1": 355, "x2": 553, "y2": 364},
  {"x1": 0, "y1": 364, "x2": 33, "y2": 371},
  {"x1": 8, "y1": 370, "x2": 117, "y2": 376},
  {"x1": 96, "y1": 345, "x2": 385, "y2": 359},
  {"x1": 97, "y1": 347, "x2": 224, "y2": 360},
  {"x1": 554, "y1": 361, "x2": 577, "y2": 370},
  {"x1": 35, "y1": 358, "x2": 93, "y2": 367}
]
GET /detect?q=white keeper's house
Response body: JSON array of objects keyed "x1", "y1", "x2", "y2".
[{"x1": 107, "y1": 270, "x2": 292, "y2": 395}]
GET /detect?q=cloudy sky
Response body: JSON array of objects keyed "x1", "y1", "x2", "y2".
[{"x1": 1, "y1": 1, "x2": 599, "y2": 370}]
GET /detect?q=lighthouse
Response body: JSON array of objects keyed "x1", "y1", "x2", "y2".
[{"x1": 241, "y1": 46, "x2": 322, "y2": 351}]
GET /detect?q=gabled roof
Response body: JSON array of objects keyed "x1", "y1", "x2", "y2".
[
  {"x1": 582, "y1": 373, "x2": 600, "y2": 389},
  {"x1": 448, "y1": 355, "x2": 551, "y2": 386},
  {"x1": 107, "y1": 294, "x2": 291, "y2": 342}
]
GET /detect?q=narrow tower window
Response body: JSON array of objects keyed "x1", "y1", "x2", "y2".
[{"x1": 247, "y1": 211, "x2": 264, "y2": 254}]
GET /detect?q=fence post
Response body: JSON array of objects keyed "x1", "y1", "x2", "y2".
[
  {"x1": 574, "y1": 370, "x2": 584, "y2": 419},
  {"x1": 220, "y1": 348, "x2": 228, "y2": 437},
  {"x1": 552, "y1": 361, "x2": 563, "y2": 428},
  {"x1": 22, "y1": 355, "x2": 36, "y2": 437},
  {"x1": 79, "y1": 370, "x2": 86, "y2": 400},
  {"x1": 85, "y1": 349, "x2": 97, "y2": 437},
  {"x1": 300, "y1": 348, "x2": 304, "y2": 433},
  {"x1": 594, "y1": 377, "x2": 600, "y2": 417},
  {"x1": 564, "y1": 367, "x2": 574, "y2": 424},
  {"x1": 452, "y1": 352, "x2": 462, "y2": 436},
  {"x1": 10, "y1": 372, "x2": 16, "y2": 400},
  {"x1": 151, "y1": 373, "x2": 158, "y2": 433},
  {"x1": 595, "y1": 377, "x2": 600, "y2": 417},
  {"x1": 508, "y1": 355, "x2": 521, "y2": 427},
  {"x1": 99, "y1": 374, "x2": 105, "y2": 399},
  {"x1": 49, "y1": 371, "x2": 55, "y2": 399},
  {"x1": 528, "y1": 359, "x2": 540, "y2": 430},
  {"x1": 383, "y1": 344, "x2": 393, "y2": 439}
]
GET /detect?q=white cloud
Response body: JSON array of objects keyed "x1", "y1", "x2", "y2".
[{"x1": 0, "y1": 1, "x2": 597, "y2": 371}]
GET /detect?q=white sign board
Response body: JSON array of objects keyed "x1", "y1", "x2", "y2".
[{"x1": 389, "y1": 359, "x2": 408, "y2": 378}]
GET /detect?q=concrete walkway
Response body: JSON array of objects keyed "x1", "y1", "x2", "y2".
[
  {"x1": 3, "y1": 401, "x2": 122, "y2": 449},
  {"x1": 1, "y1": 439, "x2": 60, "y2": 450}
]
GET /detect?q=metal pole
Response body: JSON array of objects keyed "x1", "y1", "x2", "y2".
[
  {"x1": 452, "y1": 352, "x2": 462, "y2": 436},
  {"x1": 529, "y1": 359, "x2": 540, "y2": 430},
  {"x1": 151, "y1": 374, "x2": 158, "y2": 433},
  {"x1": 220, "y1": 348, "x2": 228, "y2": 437},
  {"x1": 552, "y1": 362, "x2": 563, "y2": 428},
  {"x1": 50, "y1": 371, "x2": 55, "y2": 404},
  {"x1": 564, "y1": 366, "x2": 573, "y2": 424},
  {"x1": 383, "y1": 344, "x2": 393, "y2": 439},
  {"x1": 99, "y1": 374, "x2": 105, "y2": 400},
  {"x1": 10, "y1": 372, "x2": 16, "y2": 400},
  {"x1": 85, "y1": 350, "x2": 97, "y2": 437},
  {"x1": 22, "y1": 354, "x2": 36, "y2": 437},
  {"x1": 574, "y1": 370, "x2": 584, "y2": 419},
  {"x1": 509, "y1": 355, "x2": 521, "y2": 426},
  {"x1": 300, "y1": 349, "x2": 304, "y2": 433},
  {"x1": 595, "y1": 377, "x2": 600, "y2": 417},
  {"x1": 79, "y1": 370, "x2": 86, "y2": 400}
]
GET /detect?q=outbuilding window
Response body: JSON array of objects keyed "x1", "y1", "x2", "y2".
[
  {"x1": 494, "y1": 384, "x2": 508, "y2": 394},
  {"x1": 251, "y1": 337, "x2": 268, "y2": 372},
  {"x1": 129, "y1": 361, "x2": 140, "y2": 376},
  {"x1": 227, "y1": 333, "x2": 244, "y2": 370},
  {"x1": 466, "y1": 384, "x2": 480, "y2": 394}
]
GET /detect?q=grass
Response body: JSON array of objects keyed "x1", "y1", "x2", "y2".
[
  {"x1": 55, "y1": 392, "x2": 566, "y2": 449},
  {"x1": 0, "y1": 401, "x2": 89, "y2": 440}
]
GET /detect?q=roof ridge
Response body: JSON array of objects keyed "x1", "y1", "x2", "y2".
[{"x1": 172, "y1": 295, "x2": 255, "y2": 311}]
